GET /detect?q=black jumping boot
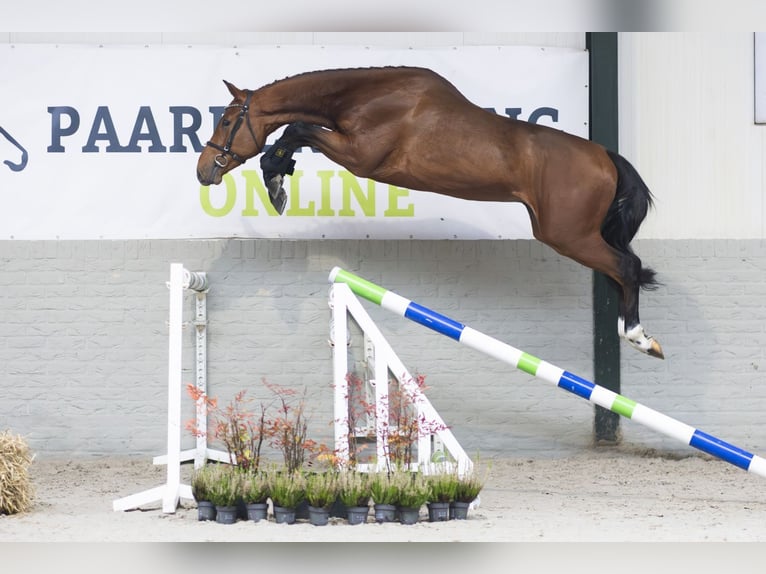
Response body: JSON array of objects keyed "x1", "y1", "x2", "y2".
[{"x1": 260, "y1": 145, "x2": 296, "y2": 215}]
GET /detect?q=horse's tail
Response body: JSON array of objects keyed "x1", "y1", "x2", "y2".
[{"x1": 602, "y1": 149, "x2": 659, "y2": 290}]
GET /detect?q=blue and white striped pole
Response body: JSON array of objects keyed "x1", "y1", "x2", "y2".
[{"x1": 329, "y1": 266, "x2": 766, "y2": 479}]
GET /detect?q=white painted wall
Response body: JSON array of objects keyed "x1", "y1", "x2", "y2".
[{"x1": 619, "y1": 33, "x2": 766, "y2": 239}]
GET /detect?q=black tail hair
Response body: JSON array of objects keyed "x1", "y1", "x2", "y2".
[{"x1": 602, "y1": 149, "x2": 659, "y2": 290}]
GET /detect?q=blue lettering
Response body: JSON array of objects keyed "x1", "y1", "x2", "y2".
[
  {"x1": 528, "y1": 107, "x2": 558, "y2": 125},
  {"x1": 209, "y1": 106, "x2": 225, "y2": 127},
  {"x1": 169, "y1": 106, "x2": 203, "y2": 152},
  {"x1": 82, "y1": 106, "x2": 129, "y2": 152},
  {"x1": 47, "y1": 106, "x2": 80, "y2": 152},
  {"x1": 47, "y1": 104, "x2": 560, "y2": 155},
  {"x1": 483, "y1": 106, "x2": 559, "y2": 124},
  {"x1": 125, "y1": 106, "x2": 166, "y2": 152}
]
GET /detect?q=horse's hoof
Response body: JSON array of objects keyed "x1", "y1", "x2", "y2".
[
  {"x1": 266, "y1": 176, "x2": 287, "y2": 214},
  {"x1": 647, "y1": 339, "x2": 665, "y2": 360},
  {"x1": 622, "y1": 323, "x2": 665, "y2": 360},
  {"x1": 271, "y1": 188, "x2": 287, "y2": 214}
]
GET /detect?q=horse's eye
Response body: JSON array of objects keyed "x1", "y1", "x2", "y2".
[{"x1": 222, "y1": 119, "x2": 231, "y2": 127}]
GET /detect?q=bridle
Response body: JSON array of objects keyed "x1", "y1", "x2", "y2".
[{"x1": 205, "y1": 90, "x2": 258, "y2": 168}]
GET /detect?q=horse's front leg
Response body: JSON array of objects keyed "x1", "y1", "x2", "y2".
[
  {"x1": 259, "y1": 130, "x2": 300, "y2": 215},
  {"x1": 260, "y1": 122, "x2": 336, "y2": 214}
]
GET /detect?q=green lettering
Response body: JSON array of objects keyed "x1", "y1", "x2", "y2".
[
  {"x1": 317, "y1": 170, "x2": 336, "y2": 216},
  {"x1": 384, "y1": 185, "x2": 415, "y2": 217},
  {"x1": 339, "y1": 171, "x2": 375, "y2": 216},
  {"x1": 199, "y1": 174, "x2": 237, "y2": 217},
  {"x1": 285, "y1": 171, "x2": 315, "y2": 216},
  {"x1": 241, "y1": 170, "x2": 280, "y2": 216}
]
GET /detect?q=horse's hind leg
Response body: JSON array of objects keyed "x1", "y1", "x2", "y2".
[
  {"x1": 611, "y1": 249, "x2": 664, "y2": 359},
  {"x1": 543, "y1": 231, "x2": 664, "y2": 359}
]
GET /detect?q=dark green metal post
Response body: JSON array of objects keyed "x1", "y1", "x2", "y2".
[{"x1": 587, "y1": 32, "x2": 621, "y2": 444}]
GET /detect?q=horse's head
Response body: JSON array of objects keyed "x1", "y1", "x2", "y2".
[{"x1": 196, "y1": 80, "x2": 265, "y2": 186}]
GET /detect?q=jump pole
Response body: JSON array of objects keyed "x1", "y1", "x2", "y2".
[{"x1": 328, "y1": 267, "x2": 766, "y2": 479}]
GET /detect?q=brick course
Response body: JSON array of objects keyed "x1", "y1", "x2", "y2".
[{"x1": 1, "y1": 239, "x2": 764, "y2": 462}]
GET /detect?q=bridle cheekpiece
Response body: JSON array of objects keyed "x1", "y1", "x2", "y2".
[{"x1": 205, "y1": 89, "x2": 258, "y2": 168}]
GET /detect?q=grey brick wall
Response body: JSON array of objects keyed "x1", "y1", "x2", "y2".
[{"x1": 2, "y1": 238, "x2": 765, "y2": 464}]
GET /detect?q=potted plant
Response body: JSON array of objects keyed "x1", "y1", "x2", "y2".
[
  {"x1": 338, "y1": 470, "x2": 370, "y2": 525},
  {"x1": 305, "y1": 472, "x2": 340, "y2": 526},
  {"x1": 380, "y1": 375, "x2": 448, "y2": 472},
  {"x1": 264, "y1": 381, "x2": 319, "y2": 474},
  {"x1": 190, "y1": 464, "x2": 218, "y2": 521},
  {"x1": 264, "y1": 381, "x2": 323, "y2": 520},
  {"x1": 241, "y1": 470, "x2": 270, "y2": 522},
  {"x1": 426, "y1": 470, "x2": 458, "y2": 522},
  {"x1": 185, "y1": 385, "x2": 269, "y2": 474},
  {"x1": 368, "y1": 470, "x2": 399, "y2": 523},
  {"x1": 393, "y1": 471, "x2": 429, "y2": 525},
  {"x1": 207, "y1": 465, "x2": 242, "y2": 524},
  {"x1": 267, "y1": 469, "x2": 306, "y2": 524},
  {"x1": 452, "y1": 469, "x2": 486, "y2": 520}
]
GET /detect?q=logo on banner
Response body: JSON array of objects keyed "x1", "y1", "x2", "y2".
[
  {"x1": 0, "y1": 126, "x2": 28, "y2": 172},
  {"x1": 43, "y1": 104, "x2": 561, "y2": 219}
]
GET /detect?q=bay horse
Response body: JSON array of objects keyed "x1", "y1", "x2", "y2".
[{"x1": 196, "y1": 66, "x2": 663, "y2": 359}]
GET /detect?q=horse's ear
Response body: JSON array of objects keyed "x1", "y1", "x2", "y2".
[{"x1": 223, "y1": 80, "x2": 242, "y2": 98}]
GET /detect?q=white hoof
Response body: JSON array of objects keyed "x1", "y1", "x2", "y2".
[{"x1": 618, "y1": 319, "x2": 665, "y2": 359}]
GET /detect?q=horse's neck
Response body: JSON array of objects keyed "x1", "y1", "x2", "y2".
[{"x1": 255, "y1": 71, "x2": 360, "y2": 129}]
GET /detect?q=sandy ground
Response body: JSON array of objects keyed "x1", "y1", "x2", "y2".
[
  {"x1": 2, "y1": 445, "x2": 765, "y2": 544},
  {"x1": 4, "y1": 447, "x2": 766, "y2": 573}
]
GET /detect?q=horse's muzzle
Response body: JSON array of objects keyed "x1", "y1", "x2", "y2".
[{"x1": 197, "y1": 167, "x2": 222, "y2": 186}]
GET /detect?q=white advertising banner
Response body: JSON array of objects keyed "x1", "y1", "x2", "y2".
[{"x1": 0, "y1": 44, "x2": 588, "y2": 240}]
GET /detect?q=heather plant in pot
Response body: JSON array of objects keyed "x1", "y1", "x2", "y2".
[
  {"x1": 369, "y1": 469, "x2": 400, "y2": 523},
  {"x1": 426, "y1": 470, "x2": 459, "y2": 503},
  {"x1": 241, "y1": 470, "x2": 270, "y2": 504},
  {"x1": 191, "y1": 464, "x2": 218, "y2": 521},
  {"x1": 452, "y1": 465, "x2": 488, "y2": 519},
  {"x1": 338, "y1": 470, "x2": 369, "y2": 507},
  {"x1": 190, "y1": 464, "x2": 214, "y2": 502},
  {"x1": 305, "y1": 472, "x2": 340, "y2": 526},
  {"x1": 267, "y1": 469, "x2": 306, "y2": 524},
  {"x1": 393, "y1": 471, "x2": 429, "y2": 525},
  {"x1": 426, "y1": 470, "x2": 458, "y2": 522},
  {"x1": 338, "y1": 470, "x2": 370, "y2": 525},
  {"x1": 305, "y1": 472, "x2": 339, "y2": 509},
  {"x1": 455, "y1": 470, "x2": 484, "y2": 504},
  {"x1": 241, "y1": 470, "x2": 270, "y2": 522},
  {"x1": 207, "y1": 465, "x2": 242, "y2": 524}
]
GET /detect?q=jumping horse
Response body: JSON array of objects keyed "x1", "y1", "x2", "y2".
[{"x1": 196, "y1": 66, "x2": 663, "y2": 359}]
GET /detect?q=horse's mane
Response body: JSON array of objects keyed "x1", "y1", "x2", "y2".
[{"x1": 261, "y1": 66, "x2": 434, "y2": 89}]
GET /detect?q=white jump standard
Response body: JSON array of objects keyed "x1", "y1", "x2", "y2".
[
  {"x1": 113, "y1": 263, "x2": 228, "y2": 514},
  {"x1": 328, "y1": 266, "x2": 766, "y2": 479}
]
